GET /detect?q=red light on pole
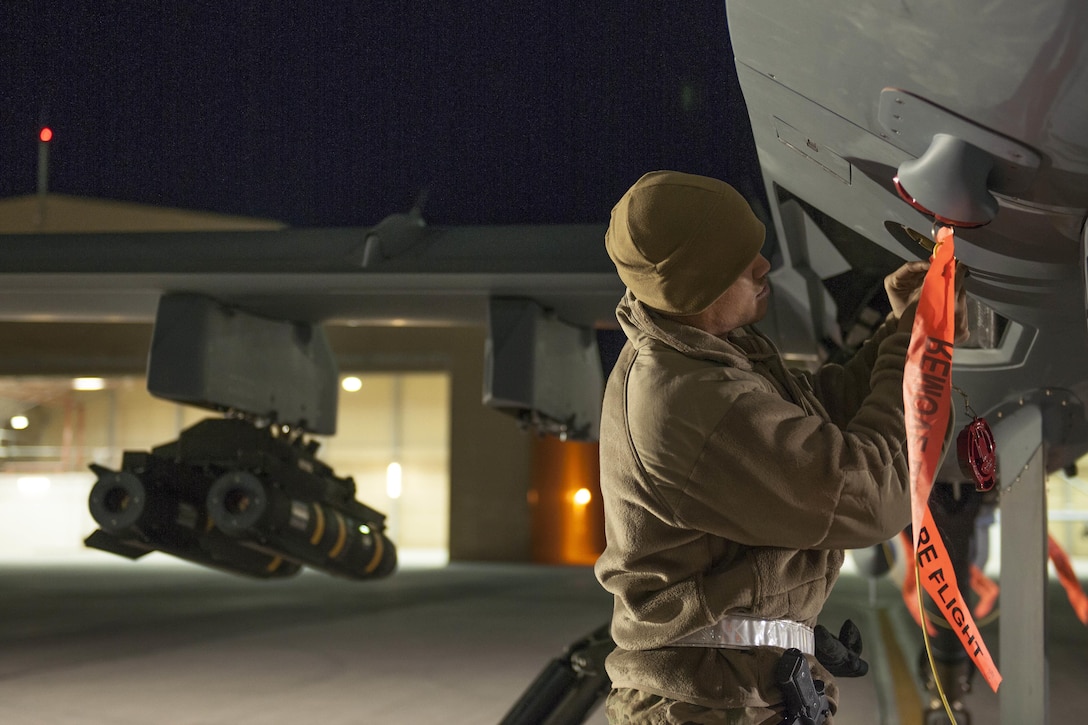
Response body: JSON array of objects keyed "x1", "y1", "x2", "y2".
[{"x1": 37, "y1": 126, "x2": 52, "y2": 225}]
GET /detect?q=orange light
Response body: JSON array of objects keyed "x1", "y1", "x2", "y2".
[
  {"x1": 529, "y1": 436, "x2": 605, "y2": 566},
  {"x1": 39, "y1": 127, "x2": 53, "y2": 143}
]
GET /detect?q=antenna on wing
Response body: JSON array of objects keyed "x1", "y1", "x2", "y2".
[{"x1": 356, "y1": 188, "x2": 431, "y2": 268}]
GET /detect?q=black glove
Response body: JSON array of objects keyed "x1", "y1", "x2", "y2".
[{"x1": 814, "y1": 619, "x2": 868, "y2": 677}]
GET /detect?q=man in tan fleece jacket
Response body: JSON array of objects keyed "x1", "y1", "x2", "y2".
[{"x1": 595, "y1": 170, "x2": 963, "y2": 724}]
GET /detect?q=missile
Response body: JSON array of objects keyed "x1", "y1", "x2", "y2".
[
  {"x1": 85, "y1": 417, "x2": 396, "y2": 581},
  {"x1": 207, "y1": 470, "x2": 397, "y2": 581}
]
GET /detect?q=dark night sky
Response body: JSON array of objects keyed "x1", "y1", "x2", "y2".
[{"x1": 1, "y1": 2, "x2": 762, "y2": 228}]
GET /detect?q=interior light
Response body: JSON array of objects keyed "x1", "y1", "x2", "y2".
[
  {"x1": 573, "y1": 488, "x2": 592, "y2": 506},
  {"x1": 10, "y1": 415, "x2": 29, "y2": 430},
  {"x1": 341, "y1": 376, "x2": 363, "y2": 392},
  {"x1": 72, "y1": 377, "x2": 106, "y2": 391},
  {"x1": 386, "y1": 462, "x2": 403, "y2": 499}
]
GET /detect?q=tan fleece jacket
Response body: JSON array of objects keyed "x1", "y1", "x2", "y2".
[{"x1": 594, "y1": 290, "x2": 917, "y2": 712}]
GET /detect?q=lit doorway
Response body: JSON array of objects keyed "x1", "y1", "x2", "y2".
[{"x1": 325, "y1": 372, "x2": 451, "y2": 566}]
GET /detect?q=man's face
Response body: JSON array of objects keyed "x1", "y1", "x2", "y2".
[{"x1": 693, "y1": 252, "x2": 772, "y2": 336}]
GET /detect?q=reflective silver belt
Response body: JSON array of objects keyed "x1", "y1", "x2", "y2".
[{"x1": 670, "y1": 615, "x2": 814, "y2": 655}]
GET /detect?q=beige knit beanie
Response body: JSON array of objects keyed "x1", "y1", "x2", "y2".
[{"x1": 605, "y1": 170, "x2": 766, "y2": 315}]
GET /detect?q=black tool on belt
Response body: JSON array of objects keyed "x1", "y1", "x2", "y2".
[{"x1": 776, "y1": 648, "x2": 830, "y2": 725}]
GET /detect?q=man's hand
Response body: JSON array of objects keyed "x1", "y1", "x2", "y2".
[
  {"x1": 814, "y1": 619, "x2": 869, "y2": 677},
  {"x1": 885, "y1": 260, "x2": 930, "y2": 319},
  {"x1": 885, "y1": 258, "x2": 970, "y2": 339},
  {"x1": 885, "y1": 260, "x2": 929, "y2": 334}
]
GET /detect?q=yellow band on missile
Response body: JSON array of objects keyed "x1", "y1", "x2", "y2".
[
  {"x1": 329, "y1": 511, "x2": 347, "y2": 558},
  {"x1": 364, "y1": 532, "x2": 385, "y2": 573},
  {"x1": 309, "y1": 503, "x2": 326, "y2": 545}
]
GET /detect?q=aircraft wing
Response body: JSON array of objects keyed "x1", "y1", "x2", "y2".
[{"x1": 0, "y1": 221, "x2": 619, "y2": 329}]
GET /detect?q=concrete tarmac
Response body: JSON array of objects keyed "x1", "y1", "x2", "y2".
[{"x1": 0, "y1": 556, "x2": 1085, "y2": 724}]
